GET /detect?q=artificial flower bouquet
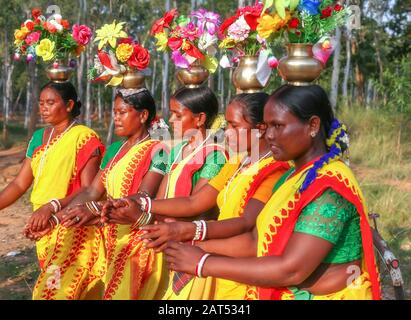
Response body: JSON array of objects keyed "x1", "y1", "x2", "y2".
[
  {"x1": 218, "y1": 2, "x2": 290, "y2": 69},
  {"x1": 151, "y1": 8, "x2": 221, "y2": 73},
  {"x1": 88, "y1": 21, "x2": 150, "y2": 86},
  {"x1": 13, "y1": 7, "x2": 92, "y2": 66}
]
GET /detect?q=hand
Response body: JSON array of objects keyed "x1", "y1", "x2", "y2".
[
  {"x1": 164, "y1": 241, "x2": 206, "y2": 275},
  {"x1": 104, "y1": 198, "x2": 141, "y2": 225},
  {"x1": 27, "y1": 203, "x2": 54, "y2": 232},
  {"x1": 140, "y1": 220, "x2": 196, "y2": 252},
  {"x1": 60, "y1": 204, "x2": 94, "y2": 228},
  {"x1": 23, "y1": 223, "x2": 53, "y2": 241}
]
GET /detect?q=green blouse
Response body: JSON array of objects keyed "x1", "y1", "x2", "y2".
[
  {"x1": 100, "y1": 140, "x2": 168, "y2": 175},
  {"x1": 166, "y1": 141, "x2": 226, "y2": 188},
  {"x1": 26, "y1": 128, "x2": 46, "y2": 158},
  {"x1": 274, "y1": 169, "x2": 363, "y2": 264}
]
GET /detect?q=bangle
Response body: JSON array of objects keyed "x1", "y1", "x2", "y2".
[
  {"x1": 192, "y1": 221, "x2": 202, "y2": 241},
  {"x1": 196, "y1": 253, "x2": 211, "y2": 278},
  {"x1": 200, "y1": 220, "x2": 207, "y2": 241},
  {"x1": 51, "y1": 214, "x2": 60, "y2": 226},
  {"x1": 145, "y1": 196, "x2": 152, "y2": 214},
  {"x1": 49, "y1": 199, "x2": 61, "y2": 213}
]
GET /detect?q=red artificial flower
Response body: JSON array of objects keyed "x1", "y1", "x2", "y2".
[
  {"x1": 167, "y1": 37, "x2": 183, "y2": 51},
  {"x1": 183, "y1": 42, "x2": 204, "y2": 60},
  {"x1": 128, "y1": 44, "x2": 150, "y2": 70},
  {"x1": 61, "y1": 19, "x2": 70, "y2": 29},
  {"x1": 334, "y1": 4, "x2": 343, "y2": 11},
  {"x1": 118, "y1": 37, "x2": 134, "y2": 45},
  {"x1": 219, "y1": 15, "x2": 238, "y2": 35},
  {"x1": 25, "y1": 21, "x2": 35, "y2": 31},
  {"x1": 44, "y1": 21, "x2": 57, "y2": 33},
  {"x1": 21, "y1": 45, "x2": 27, "y2": 53},
  {"x1": 34, "y1": 18, "x2": 42, "y2": 25},
  {"x1": 31, "y1": 8, "x2": 42, "y2": 19},
  {"x1": 288, "y1": 18, "x2": 299, "y2": 29},
  {"x1": 238, "y1": 4, "x2": 264, "y2": 31},
  {"x1": 321, "y1": 7, "x2": 333, "y2": 19},
  {"x1": 150, "y1": 8, "x2": 178, "y2": 35}
]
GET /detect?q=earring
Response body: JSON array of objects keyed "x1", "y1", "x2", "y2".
[
  {"x1": 310, "y1": 132, "x2": 316, "y2": 138},
  {"x1": 256, "y1": 131, "x2": 263, "y2": 139}
]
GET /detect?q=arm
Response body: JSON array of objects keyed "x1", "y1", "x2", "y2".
[
  {"x1": 0, "y1": 158, "x2": 33, "y2": 210},
  {"x1": 165, "y1": 232, "x2": 334, "y2": 288}
]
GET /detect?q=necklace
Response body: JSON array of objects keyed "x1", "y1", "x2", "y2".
[
  {"x1": 223, "y1": 150, "x2": 271, "y2": 205},
  {"x1": 33, "y1": 120, "x2": 77, "y2": 189},
  {"x1": 105, "y1": 133, "x2": 150, "y2": 197},
  {"x1": 164, "y1": 133, "x2": 213, "y2": 197}
]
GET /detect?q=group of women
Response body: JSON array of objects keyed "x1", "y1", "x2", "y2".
[{"x1": 0, "y1": 78, "x2": 381, "y2": 300}]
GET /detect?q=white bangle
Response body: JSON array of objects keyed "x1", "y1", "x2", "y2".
[
  {"x1": 145, "y1": 196, "x2": 152, "y2": 214},
  {"x1": 197, "y1": 253, "x2": 211, "y2": 278},
  {"x1": 49, "y1": 199, "x2": 61, "y2": 212},
  {"x1": 200, "y1": 220, "x2": 207, "y2": 241},
  {"x1": 51, "y1": 214, "x2": 60, "y2": 226},
  {"x1": 193, "y1": 221, "x2": 202, "y2": 241}
]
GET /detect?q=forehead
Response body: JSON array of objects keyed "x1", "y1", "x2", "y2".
[
  {"x1": 170, "y1": 98, "x2": 190, "y2": 114},
  {"x1": 114, "y1": 96, "x2": 133, "y2": 109},
  {"x1": 225, "y1": 102, "x2": 246, "y2": 123},
  {"x1": 264, "y1": 101, "x2": 296, "y2": 122},
  {"x1": 40, "y1": 87, "x2": 62, "y2": 100}
]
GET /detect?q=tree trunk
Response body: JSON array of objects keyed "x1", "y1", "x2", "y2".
[
  {"x1": 351, "y1": 36, "x2": 364, "y2": 106},
  {"x1": 27, "y1": 66, "x2": 39, "y2": 140},
  {"x1": 2, "y1": 31, "x2": 14, "y2": 143},
  {"x1": 106, "y1": 88, "x2": 116, "y2": 145},
  {"x1": 161, "y1": 0, "x2": 171, "y2": 120},
  {"x1": 85, "y1": 45, "x2": 92, "y2": 127},
  {"x1": 342, "y1": 31, "x2": 351, "y2": 101},
  {"x1": 330, "y1": 27, "x2": 342, "y2": 111},
  {"x1": 97, "y1": 85, "x2": 103, "y2": 125}
]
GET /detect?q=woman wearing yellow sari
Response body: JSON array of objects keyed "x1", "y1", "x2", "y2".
[
  {"x1": 163, "y1": 85, "x2": 381, "y2": 300},
  {"x1": 0, "y1": 82, "x2": 105, "y2": 300},
  {"x1": 59, "y1": 87, "x2": 168, "y2": 300},
  {"x1": 111, "y1": 93, "x2": 289, "y2": 300}
]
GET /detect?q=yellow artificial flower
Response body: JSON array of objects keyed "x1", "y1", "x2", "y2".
[
  {"x1": 154, "y1": 32, "x2": 168, "y2": 51},
  {"x1": 94, "y1": 20, "x2": 128, "y2": 50},
  {"x1": 116, "y1": 43, "x2": 133, "y2": 62},
  {"x1": 257, "y1": 12, "x2": 291, "y2": 39},
  {"x1": 218, "y1": 37, "x2": 236, "y2": 49},
  {"x1": 35, "y1": 39, "x2": 55, "y2": 61},
  {"x1": 14, "y1": 27, "x2": 30, "y2": 41}
]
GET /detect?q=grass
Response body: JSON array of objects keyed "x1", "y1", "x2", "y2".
[{"x1": 339, "y1": 105, "x2": 411, "y2": 293}]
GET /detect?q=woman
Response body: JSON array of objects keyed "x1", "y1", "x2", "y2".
[
  {"x1": 163, "y1": 85, "x2": 381, "y2": 300},
  {"x1": 0, "y1": 81, "x2": 105, "y2": 300},
  {"x1": 53, "y1": 87, "x2": 168, "y2": 300},
  {"x1": 107, "y1": 93, "x2": 289, "y2": 300}
]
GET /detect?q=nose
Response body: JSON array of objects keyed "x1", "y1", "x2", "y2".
[{"x1": 265, "y1": 127, "x2": 275, "y2": 141}]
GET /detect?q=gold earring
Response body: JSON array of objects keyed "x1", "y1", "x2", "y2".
[{"x1": 310, "y1": 132, "x2": 316, "y2": 138}]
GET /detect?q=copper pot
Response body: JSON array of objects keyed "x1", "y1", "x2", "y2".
[
  {"x1": 278, "y1": 43, "x2": 323, "y2": 86},
  {"x1": 122, "y1": 69, "x2": 146, "y2": 89},
  {"x1": 232, "y1": 56, "x2": 268, "y2": 93},
  {"x1": 46, "y1": 61, "x2": 73, "y2": 82},
  {"x1": 176, "y1": 61, "x2": 209, "y2": 88}
]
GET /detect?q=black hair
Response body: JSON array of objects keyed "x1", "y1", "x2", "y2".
[
  {"x1": 230, "y1": 92, "x2": 270, "y2": 126},
  {"x1": 267, "y1": 84, "x2": 349, "y2": 193},
  {"x1": 116, "y1": 88, "x2": 157, "y2": 125},
  {"x1": 267, "y1": 84, "x2": 335, "y2": 142},
  {"x1": 41, "y1": 82, "x2": 81, "y2": 118},
  {"x1": 172, "y1": 86, "x2": 219, "y2": 128}
]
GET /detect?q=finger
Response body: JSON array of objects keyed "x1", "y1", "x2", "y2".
[
  {"x1": 41, "y1": 217, "x2": 49, "y2": 230},
  {"x1": 164, "y1": 255, "x2": 176, "y2": 264},
  {"x1": 146, "y1": 237, "x2": 167, "y2": 249},
  {"x1": 164, "y1": 218, "x2": 177, "y2": 223},
  {"x1": 164, "y1": 246, "x2": 179, "y2": 257},
  {"x1": 154, "y1": 243, "x2": 168, "y2": 253},
  {"x1": 139, "y1": 224, "x2": 159, "y2": 232},
  {"x1": 139, "y1": 229, "x2": 161, "y2": 240}
]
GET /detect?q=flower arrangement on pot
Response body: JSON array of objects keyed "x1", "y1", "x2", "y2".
[
  {"x1": 218, "y1": 2, "x2": 290, "y2": 92},
  {"x1": 151, "y1": 8, "x2": 221, "y2": 87},
  {"x1": 88, "y1": 21, "x2": 150, "y2": 88},
  {"x1": 262, "y1": 0, "x2": 349, "y2": 84},
  {"x1": 13, "y1": 7, "x2": 92, "y2": 81}
]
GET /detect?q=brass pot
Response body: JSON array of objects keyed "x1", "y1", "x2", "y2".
[
  {"x1": 232, "y1": 56, "x2": 268, "y2": 93},
  {"x1": 122, "y1": 69, "x2": 146, "y2": 89},
  {"x1": 176, "y1": 61, "x2": 209, "y2": 88},
  {"x1": 46, "y1": 61, "x2": 73, "y2": 82},
  {"x1": 278, "y1": 43, "x2": 323, "y2": 86}
]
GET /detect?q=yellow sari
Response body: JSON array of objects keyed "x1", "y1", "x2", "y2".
[
  {"x1": 246, "y1": 160, "x2": 381, "y2": 300},
  {"x1": 101, "y1": 139, "x2": 167, "y2": 300},
  {"x1": 31, "y1": 125, "x2": 106, "y2": 300}
]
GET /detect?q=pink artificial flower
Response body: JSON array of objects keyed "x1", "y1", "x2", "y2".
[
  {"x1": 72, "y1": 24, "x2": 92, "y2": 46},
  {"x1": 171, "y1": 50, "x2": 190, "y2": 69},
  {"x1": 25, "y1": 31, "x2": 41, "y2": 46},
  {"x1": 227, "y1": 16, "x2": 250, "y2": 42}
]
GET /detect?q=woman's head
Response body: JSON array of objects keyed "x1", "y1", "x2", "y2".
[
  {"x1": 39, "y1": 82, "x2": 81, "y2": 124},
  {"x1": 264, "y1": 84, "x2": 349, "y2": 192},
  {"x1": 169, "y1": 86, "x2": 219, "y2": 137},
  {"x1": 224, "y1": 92, "x2": 269, "y2": 153},
  {"x1": 114, "y1": 88, "x2": 156, "y2": 137}
]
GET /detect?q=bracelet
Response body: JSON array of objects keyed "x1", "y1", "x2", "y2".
[
  {"x1": 49, "y1": 199, "x2": 61, "y2": 213},
  {"x1": 192, "y1": 221, "x2": 202, "y2": 241},
  {"x1": 196, "y1": 253, "x2": 211, "y2": 278},
  {"x1": 51, "y1": 214, "x2": 60, "y2": 226},
  {"x1": 200, "y1": 220, "x2": 207, "y2": 241}
]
